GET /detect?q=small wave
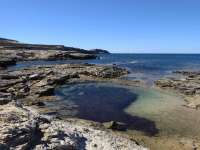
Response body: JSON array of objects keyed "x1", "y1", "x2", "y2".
[
  {"x1": 99, "y1": 60, "x2": 138, "y2": 66},
  {"x1": 129, "y1": 61, "x2": 138, "y2": 64},
  {"x1": 109, "y1": 60, "x2": 138, "y2": 65}
]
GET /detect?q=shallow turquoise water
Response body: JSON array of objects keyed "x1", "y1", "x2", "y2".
[{"x1": 49, "y1": 82, "x2": 200, "y2": 137}]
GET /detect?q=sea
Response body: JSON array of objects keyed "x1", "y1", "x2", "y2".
[{"x1": 11, "y1": 54, "x2": 200, "y2": 84}]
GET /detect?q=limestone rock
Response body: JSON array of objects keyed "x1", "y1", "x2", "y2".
[
  {"x1": 155, "y1": 71, "x2": 200, "y2": 109},
  {"x1": 0, "y1": 104, "x2": 147, "y2": 150}
]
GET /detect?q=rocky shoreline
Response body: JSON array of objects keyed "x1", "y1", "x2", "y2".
[
  {"x1": 0, "y1": 62, "x2": 148, "y2": 149},
  {"x1": 0, "y1": 63, "x2": 128, "y2": 105},
  {"x1": 155, "y1": 71, "x2": 200, "y2": 109},
  {"x1": 1, "y1": 37, "x2": 200, "y2": 149},
  {"x1": 0, "y1": 38, "x2": 99, "y2": 69},
  {"x1": 0, "y1": 37, "x2": 149, "y2": 149},
  {"x1": 0, "y1": 103, "x2": 147, "y2": 150}
]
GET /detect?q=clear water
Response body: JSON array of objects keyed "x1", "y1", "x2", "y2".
[
  {"x1": 51, "y1": 82, "x2": 158, "y2": 136},
  {"x1": 48, "y1": 82, "x2": 200, "y2": 138}
]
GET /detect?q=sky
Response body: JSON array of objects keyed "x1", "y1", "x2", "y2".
[{"x1": 0, "y1": 0, "x2": 200, "y2": 53}]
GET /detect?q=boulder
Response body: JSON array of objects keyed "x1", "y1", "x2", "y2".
[
  {"x1": 103, "y1": 121, "x2": 127, "y2": 131},
  {"x1": 35, "y1": 85, "x2": 55, "y2": 97}
]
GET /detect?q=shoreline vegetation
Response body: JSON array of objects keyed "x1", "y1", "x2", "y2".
[{"x1": 0, "y1": 38, "x2": 200, "y2": 149}]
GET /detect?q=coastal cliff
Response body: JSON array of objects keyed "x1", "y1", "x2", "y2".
[{"x1": 88, "y1": 49, "x2": 110, "y2": 54}]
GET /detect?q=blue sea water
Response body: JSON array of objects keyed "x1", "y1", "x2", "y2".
[
  {"x1": 11, "y1": 54, "x2": 200, "y2": 85},
  {"x1": 12, "y1": 54, "x2": 200, "y2": 70}
]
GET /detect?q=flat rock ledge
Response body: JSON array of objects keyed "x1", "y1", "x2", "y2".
[
  {"x1": 155, "y1": 71, "x2": 200, "y2": 109},
  {"x1": 0, "y1": 103, "x2": 147, "y2": 150},
  {"x1": 0, "y1": 50, "x2": 96, "y2": 69},
  {"x1": 0, "y1": 38, "x2": 99, "y2": 68},
  {"x1": 0, "y1": 63, "x2": 128, "y2": 105}
]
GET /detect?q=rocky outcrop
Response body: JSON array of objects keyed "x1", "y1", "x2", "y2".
[
  {"x1": 155, "y1": 71, "x2": 200, "y2": 109},
  {"x1": 0, "y1": 104, "x2": 147, "y2": 150},
  {"x1": 0, "y1": 49, "x2": 96, "y2": 63},
  {"x1": 0, "y1": 64, "x2": 128, "y2": 105},
  {"x1": 89, "y1": 49, "x2": 110, "y2": 54},
  {"x1": 0, "y1": 38, "x2": 19, "y2": 44},
  {"x1": 0, "y1": 37, "x2": 64, "y2": 50},
  {"x1": 103, "y1": 121, "x2": 127, "y2": 131},
  {"x1": 0, "y1": 38, "x2": 97, "y2": 68}
]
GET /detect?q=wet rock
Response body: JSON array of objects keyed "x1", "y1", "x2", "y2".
[
  {"x1": 35, "y1": 85, "x2": 55, "y2": 97},
  {"x1": 0, "y1": 57, "x2": 16, "y2": 68},
  {"x1": 29, "y1": 73, "x2": 44, "y2": 80},
  {"x1": 103, "y1": 121, "x2": 127, "y2": 131},
  {"x1": 35, "y1": 101, "x2": 45, "y2": 107}
]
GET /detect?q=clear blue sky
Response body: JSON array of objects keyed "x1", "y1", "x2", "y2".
[{"x1": 1, "y1": 0, "x2": 200, "y2": 53}]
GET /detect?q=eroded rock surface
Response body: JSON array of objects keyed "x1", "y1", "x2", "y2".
[
  {"x1": 0, "y1": 104, "x2": 147, "y2": 150},
  {"x1": 0, "y1": 62, "x2": 146, "y2": 150},
  {"x1": 155, "y1": 71, "x2": 200, "y2": 109},
  {"x1": 0, "y1": 38, "x2": 97, "y2": 68},
  {"x1": 0, "y1": 49, "x2": 96, "y2": 64},
  {"x1": 0, "y1": 64, "x2": 128, "y2": 105}
]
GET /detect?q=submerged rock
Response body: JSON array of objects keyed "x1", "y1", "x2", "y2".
[{"x1": 103, "y1": 121, "x2": 127, "y2": 131}]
